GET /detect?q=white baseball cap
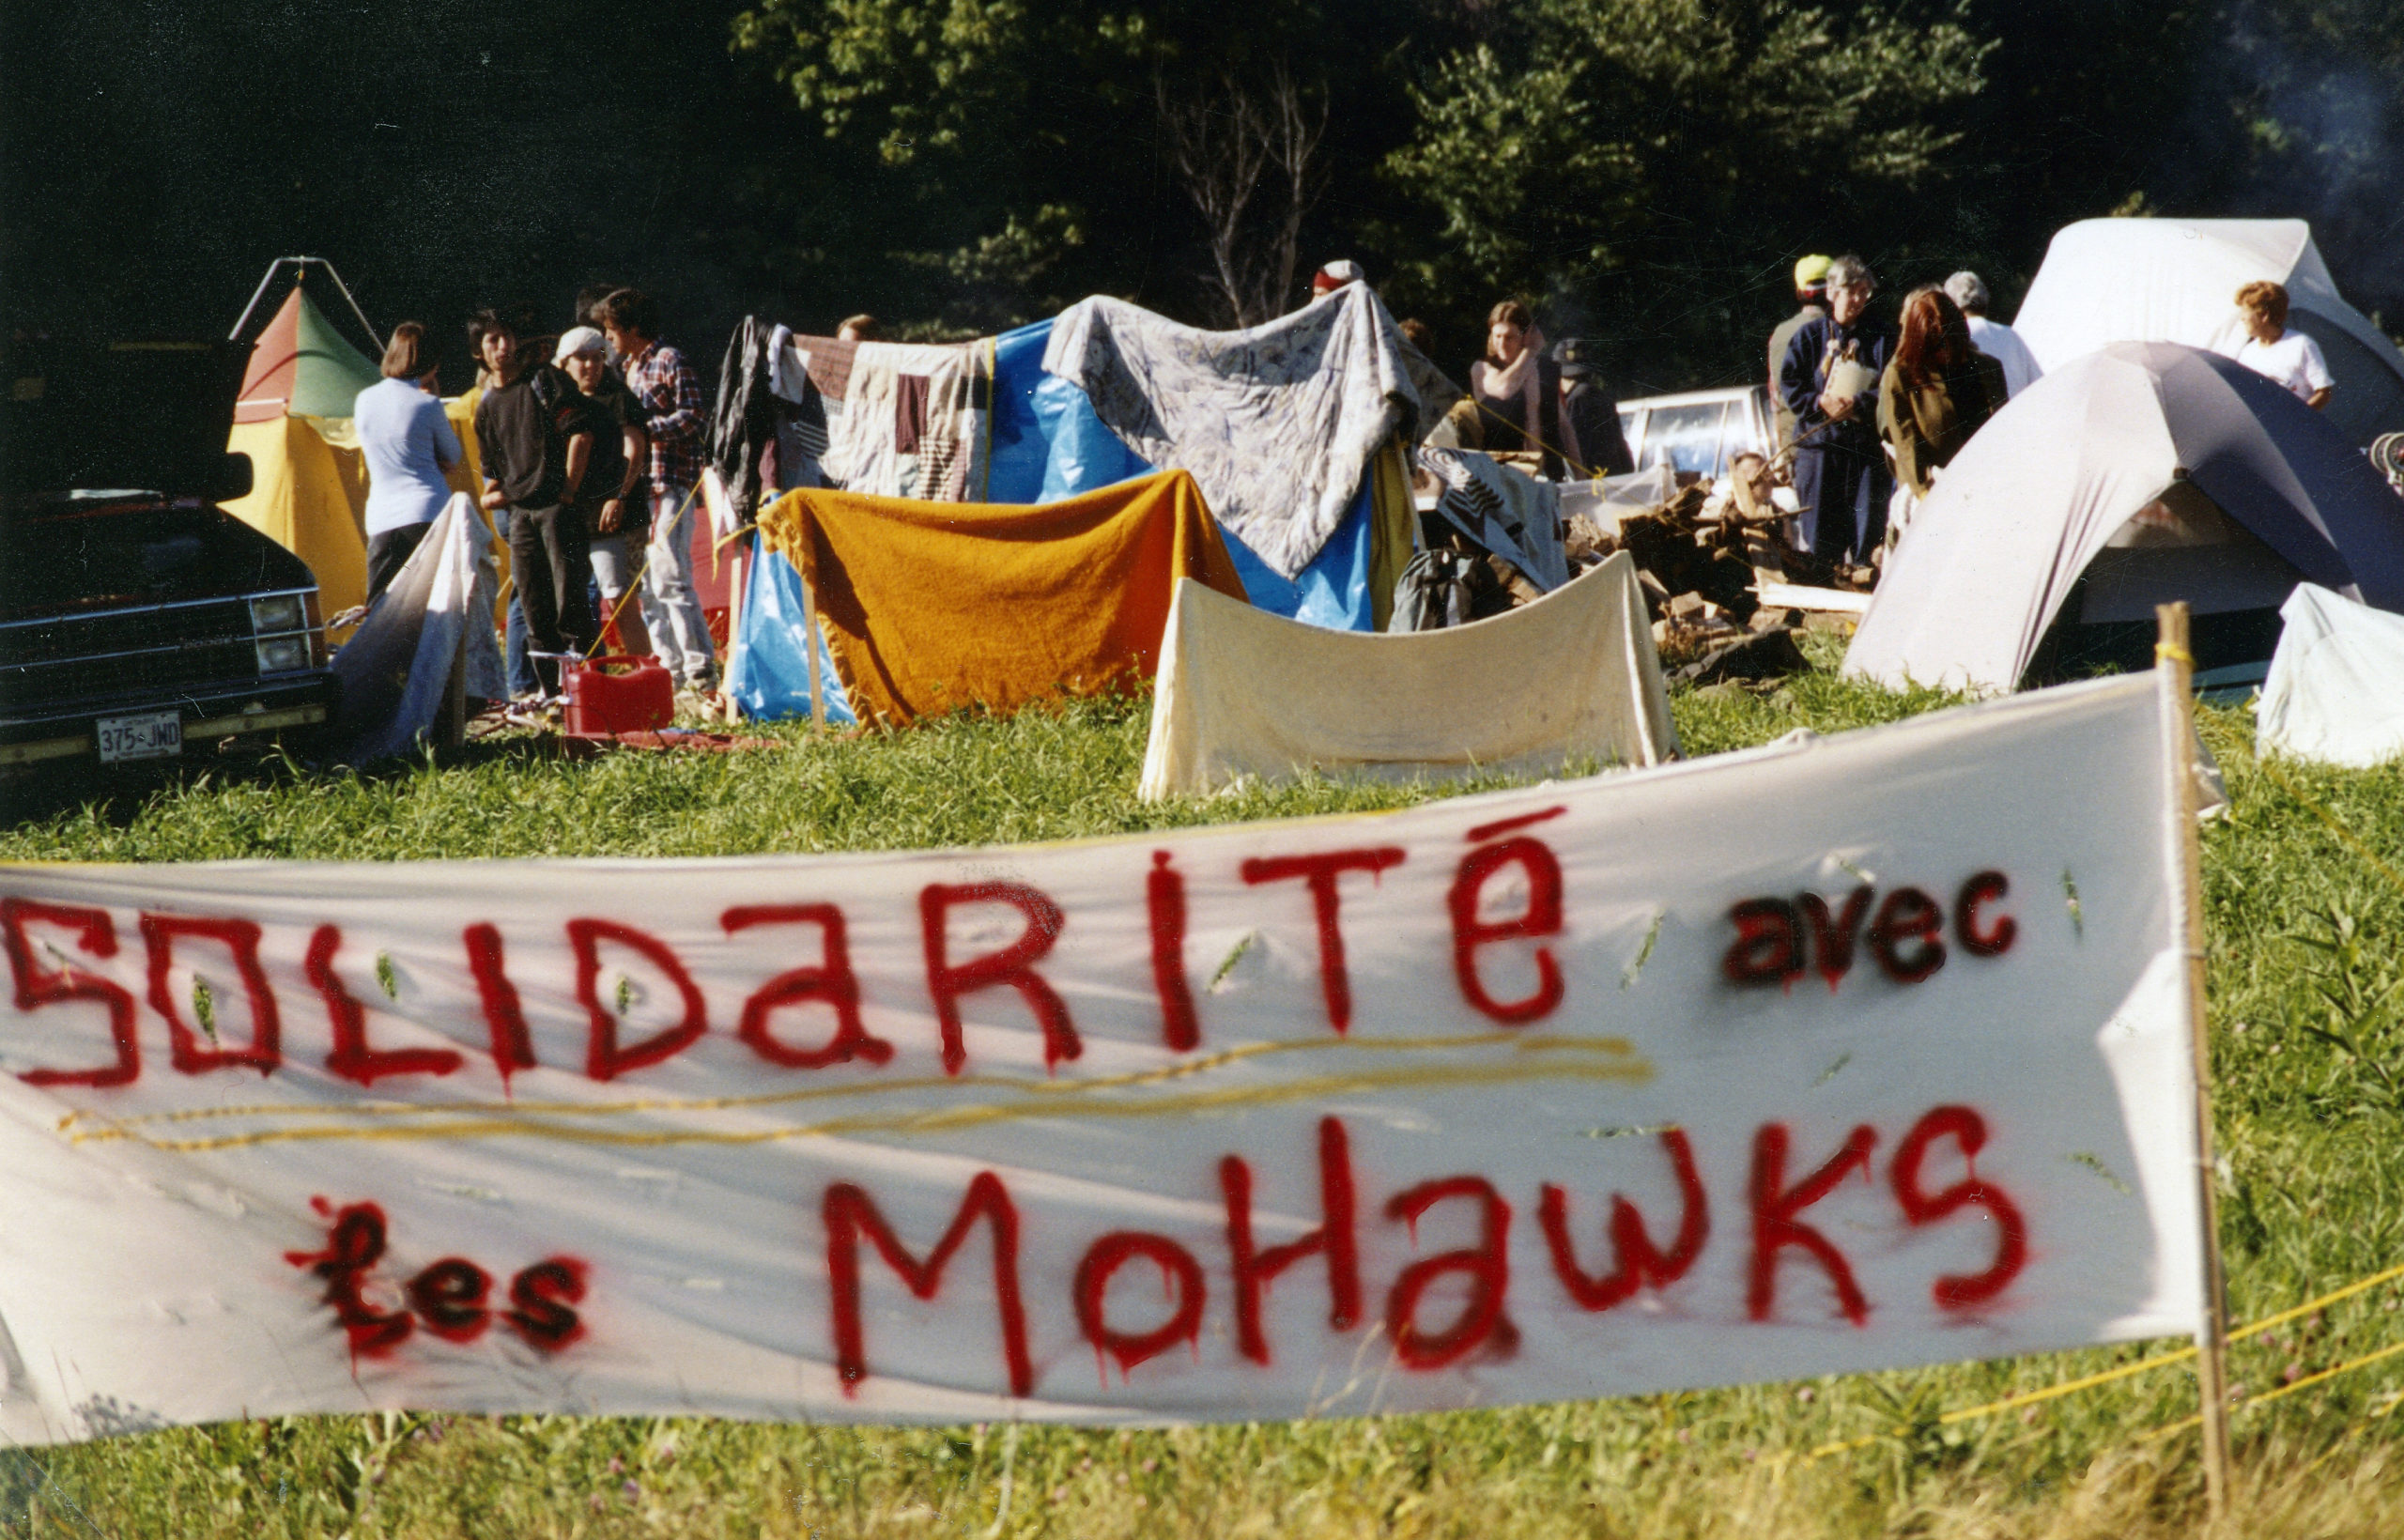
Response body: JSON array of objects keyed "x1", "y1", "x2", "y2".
[{"x1": 553, "y1": 325, "x2": 608, "y2": 363}]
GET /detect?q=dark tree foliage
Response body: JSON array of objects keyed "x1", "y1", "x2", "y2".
[{"x1": 4, "y1": 0, "x2": 2397, "y2": 397}]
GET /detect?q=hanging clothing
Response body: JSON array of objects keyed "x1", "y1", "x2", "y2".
[
  {"x1": 819, "y1": 341, "x2": 991, "y2": 500},
  {"x1": 765, "y1": 325, "x2": 831, "y2": 496},
  {"x1": 1417, "y1": 446, "x2": 1570, "y2": 593}
]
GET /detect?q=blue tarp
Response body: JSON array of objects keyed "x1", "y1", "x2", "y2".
[
  {"x1": 724, "y1": 534, "x2": 855, "y2": 725},
  {"x1": 990, "y1": 320, "x2": 1152, "y2": 504},
  {"x1": 732, "y1": 316, "x2": 1381, "y2": 721},
  {"x1": 993, "y1": 316, "x2": 1378, "y2": 630}
]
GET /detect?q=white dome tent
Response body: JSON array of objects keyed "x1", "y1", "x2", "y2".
[
  {"x1": 1844, "y1": 342, "x2": 2404, "y2": 695},
  {"x1": 2011, "y1": 218, "x2": 2404, "y2": 448}
]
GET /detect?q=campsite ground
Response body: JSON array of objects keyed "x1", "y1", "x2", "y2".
[{"x1": 5, "y1": 639, "x2": 2403, "y2": 1538}]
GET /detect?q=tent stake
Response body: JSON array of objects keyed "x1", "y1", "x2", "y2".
[{"x1": 2158, "y1": 601, "x2": 2233, "y2": 1517}]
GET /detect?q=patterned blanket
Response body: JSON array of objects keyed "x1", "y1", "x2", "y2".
[
  {"x1": 1042, "y1": 285, "x2": 1458, "y2": 579},
  {"x1": 1418, "y1": 446, "x2": 1571, "y2": 593}
]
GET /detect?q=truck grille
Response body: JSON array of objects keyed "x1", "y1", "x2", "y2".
[{"x1": 0, "y1": 597, "x2": 314, "y2": 713}]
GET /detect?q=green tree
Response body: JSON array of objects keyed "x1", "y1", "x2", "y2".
[
  {"x1": 729, "y1": 0, "x2": 1390, "y2": 331},
  {"x1": 1380, "y1": 0, "x2": 1992, "y2": 389}
]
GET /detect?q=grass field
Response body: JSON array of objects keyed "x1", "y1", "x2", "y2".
[{"x1": 4, "y1": 640, "x2": 2403, "y2": 1537}]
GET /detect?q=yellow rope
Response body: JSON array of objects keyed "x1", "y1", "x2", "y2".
[
  {"x1": 2256, "y1": 757, "x2": 2404, "y2": 900},
  {"x1": 1468, "y1": 396, "x2": 1604, "y2": 480},
  {"x1": 2154, "y1": 640, "x2": 2195, "y2": 665},
  {"x1": 1800, "y1": 1260, "x2": 2404, "y2": 1460},
  {"x1": 2143, "y1": 1337, "x2": 2404, "y2": 1444}
]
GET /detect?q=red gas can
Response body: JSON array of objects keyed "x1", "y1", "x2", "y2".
[{"x1": 562, "y1": 656, "x2": 675, "y2": 737}]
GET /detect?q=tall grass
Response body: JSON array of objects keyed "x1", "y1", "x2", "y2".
[{"x1": 4, "y1": 641, "x2": 2402, "y2": 1537}]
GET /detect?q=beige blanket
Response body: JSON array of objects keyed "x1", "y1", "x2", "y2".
[{"x1": 1138, "y1": 552, "x2": 1676, "y2": 799}]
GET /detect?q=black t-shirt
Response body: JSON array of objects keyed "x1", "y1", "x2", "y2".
[
  {"x1": 573, "y1": 377, "x2": 647, "y2": 526},
  {"x1": 473, "y1": 364, "x2": 586, "y2": 509}
]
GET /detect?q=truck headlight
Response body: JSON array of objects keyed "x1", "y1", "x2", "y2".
[
  {"x1": 255, "y1": 636, "x2": 311, "y2": 673},
  {"x1": 249, "y1": 593, "x2": 306, "y2": 635}
]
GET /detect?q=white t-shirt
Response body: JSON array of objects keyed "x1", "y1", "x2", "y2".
[
  {"x1": 1965, "y1": 316, "x2": 2042, "y2": 399},
  {"x1": 2237, "y1": 330, "x2": 2334, "y2": 402}
]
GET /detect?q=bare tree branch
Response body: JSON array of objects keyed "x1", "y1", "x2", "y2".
[{"x1": 1156, "y1": 61, "x2": 1331, "y2": 327}]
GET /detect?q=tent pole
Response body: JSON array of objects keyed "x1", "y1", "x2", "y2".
[
  {"x1": 311, "y1": 260, "x2": 385, "y2": 354},
  {"x1": 228, "y1": 257, "x2": 299, "y2": 344},
  {"x1": 2158, "y1": 601, "x2": 2233, "y2": 1517}
]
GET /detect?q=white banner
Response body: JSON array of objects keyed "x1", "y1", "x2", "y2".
[{"x1": 0, "y1": 674, "x2": 2203, "y2": 1440}]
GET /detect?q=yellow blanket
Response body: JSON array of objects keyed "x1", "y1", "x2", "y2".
[{"x1": 755, "y1": 470, "x2": 1248, "y2": 725}]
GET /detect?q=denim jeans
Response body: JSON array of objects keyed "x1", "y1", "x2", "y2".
[
  {"x1": 493, "y1": 507, "x2": 540, "y2": 698},
  {"x1": 641, "y1": 484, "x2": 718, "y2": 686},
  {"x1": 504, "y1": 597, "x2": 536, "y2": 698}
]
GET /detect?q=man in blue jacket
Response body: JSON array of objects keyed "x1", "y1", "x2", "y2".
[{"x1": 1779, "y1": 254, "x2": 1895, "y2": 564}]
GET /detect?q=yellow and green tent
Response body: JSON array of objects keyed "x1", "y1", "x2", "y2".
[{"x1": 225, "y1": 281, "x2": 480, "y2": 614}]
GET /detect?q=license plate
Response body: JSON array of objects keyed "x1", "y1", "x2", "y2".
[{"x1": 96, "y1": 711, "x2": 182, "y2": 763}]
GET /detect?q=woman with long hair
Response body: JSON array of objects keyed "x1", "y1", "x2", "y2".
[
  {"x1": 1469, "y1": 300, "x2": 1581, "y2": 478},
  {"x1": 1877, "y1": 286, "x2": 2004, "y2": 517}
]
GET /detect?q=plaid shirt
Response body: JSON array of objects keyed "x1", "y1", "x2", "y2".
[{"x1": 621, "y1": 339, "x2": 705, "y2": 493}]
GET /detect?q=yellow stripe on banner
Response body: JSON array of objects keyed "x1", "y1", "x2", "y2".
[
  {"x1": 1805, "y1": 1260, "x2": 2404, "y2": 1461},
  {"x1": 60, "y1": 1030, "x2": 1643, "y2": 1139},
  {"x1": 72, "y1": 1056, "x2": 1655, "y2": 1153}
]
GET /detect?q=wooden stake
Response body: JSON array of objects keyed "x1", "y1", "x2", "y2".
[
  {"x1": 800, "y1": 529, "x2": 827, "y2": 732},
  {"x1": 2157, "y1": 601, "x2": 2233, "y2": 1516}
]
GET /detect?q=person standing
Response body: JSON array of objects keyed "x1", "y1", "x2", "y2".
[
  {"x1": 1779, "y1": 254, "x2": 1896, "y2": 564},
  {"x1": 1470, "y1": 300, "x2": 1580, "y2": 478},
  {"x1": 354, "y1": 322, "x2": 463, "y2": 604},
  {"x1": 598, "y1": 287, "x2": 718, "y2": 694},
  {"x1": 1551, "y1": 337, "x2": 1634, "y2": 477},
  {"x1": 1767, "y1": 255, "x2": 1833, "y2": 451},
  {"x1": 1878, "y1": 287, "x2": 2003, "y2": 530},
  {"x1": 1942, "y1": 270, "x2": 2042, "y2": 399},
  {"x1": 472, "y1": 308, "x2": 595, "y2": 698},
  {"x1": 554, "y1": 325, "x2": 653, "y2": 658},
  {"x1": 2232, "y1": 281, "x2": 2335, "y2": 409}
]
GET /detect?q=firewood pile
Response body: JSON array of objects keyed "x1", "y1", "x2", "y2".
[{"x1": 1563, "y1": 483, "x2": 1876, "y2": 678}]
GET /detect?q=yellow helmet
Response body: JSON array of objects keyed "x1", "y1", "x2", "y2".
[{"x1": 1794, "y1": 254, "x2": 1835, "y2": 291}]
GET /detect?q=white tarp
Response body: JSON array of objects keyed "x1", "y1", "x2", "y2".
[
  {"x1": 1845, "y1": 342, "x2": 2404, "y2": 694},
  {"x1": 0, "y1": 674, "x2": 2202, "y2": 1440},
  {"x1": 2258, "y1": 582, "x2": 2404, "y2": 766},
  {"x1": 1139, "y1": 560, "x2": 1674, "y2": 799},
  {"x1": 2011, "y1": 218, "x2": 2404, "y2": 448},
  {"x1": 324, "y1": 495, "x2": 505, "y2": 763}
]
